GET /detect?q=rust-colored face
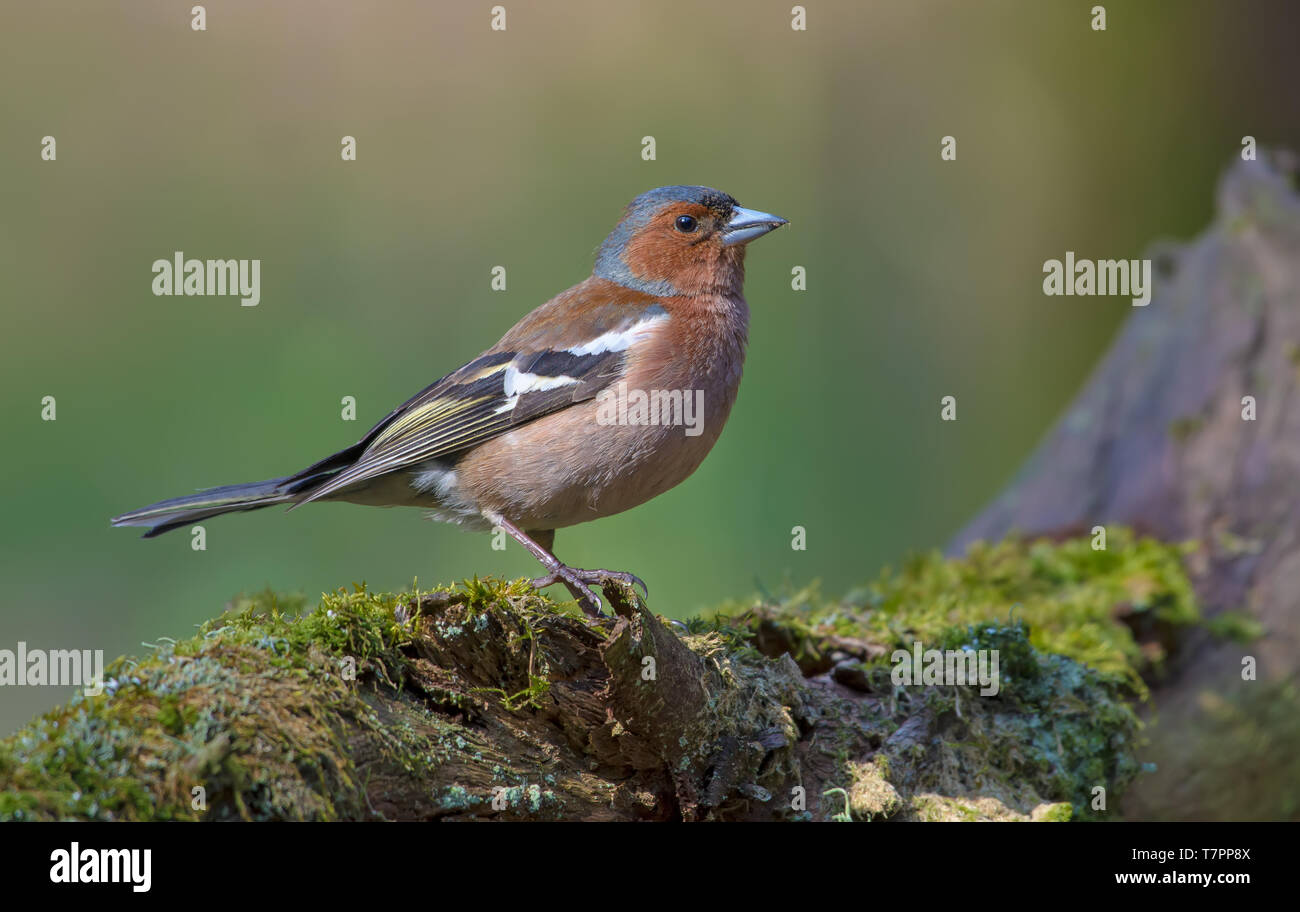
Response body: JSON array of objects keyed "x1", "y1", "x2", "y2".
[
  {"x1": 620, "y1": 200, "x2": 744, "y2": 296},
  {"x1": 594, "y1": 186, "x2": 786, "y2": 297}
]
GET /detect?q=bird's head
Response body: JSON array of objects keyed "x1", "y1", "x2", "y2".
[{"x1": 594, "y1": 186, "x2": 787, "y2": 297}]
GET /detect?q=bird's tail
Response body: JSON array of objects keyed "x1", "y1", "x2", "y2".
[{"x1": 111, "y1": 478, "x2": 295, "y2": 538}]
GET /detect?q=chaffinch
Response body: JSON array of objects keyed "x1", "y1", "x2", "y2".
[{"x1": 113, "y1": 186, "x2": 788, "y2": 614}]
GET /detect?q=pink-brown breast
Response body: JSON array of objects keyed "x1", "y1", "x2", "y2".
[{"x1": 450, "y1": 293, "x2": 749, "y2": 531}]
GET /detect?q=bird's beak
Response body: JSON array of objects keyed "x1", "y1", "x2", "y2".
[{"x1": 721, "y1": 206, "x2": 789, "y2": 246}]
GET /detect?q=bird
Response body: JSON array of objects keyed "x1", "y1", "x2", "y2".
[{"x1": 112, "y1": 186, "x2": 788, "y2": 615}]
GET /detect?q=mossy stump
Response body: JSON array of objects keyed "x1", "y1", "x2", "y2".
[{"x1": 2, "y1": 530, "x2": 1210, "y2": 821}]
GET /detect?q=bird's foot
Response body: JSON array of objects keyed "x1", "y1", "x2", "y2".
[
  {"x1": 530, "y1": 566, "x2": 648, "y2": 617},
  {"x1": 567, "y1": 567, "x2": 649, "y2": 598}
]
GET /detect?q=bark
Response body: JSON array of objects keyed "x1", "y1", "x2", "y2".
[
  {"x1": 316, "y1": 588, "x2": 1112, "y2": 821},
  {"x1": 952, "y1": 150, "x2": 1300, "y2": 820}
]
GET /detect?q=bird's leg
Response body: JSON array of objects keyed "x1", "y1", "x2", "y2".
[
  {"x1": 486, "y1": 513, "x2": 647, "y2": 616},
  {"x1": 523, "y1": 527, "x2": 650, "y2": 599},
  {"x1": 487, "y1": 514, "x2": 602, "y2": 615}
]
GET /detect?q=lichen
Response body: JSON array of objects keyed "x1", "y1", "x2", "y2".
[
  {"x1": 694, "y1": 529, "x2": 1225, "y2": 820},
  {"x1": 846, "y1": 757, "x2": 902, "y2": 819}
]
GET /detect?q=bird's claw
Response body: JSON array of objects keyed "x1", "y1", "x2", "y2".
[
  {"x1": 568, "y1": 568, "x2": 649, "y2": 599},
  {"x1": 529, "y1": 566, "x2": 647, "y2": 617}
]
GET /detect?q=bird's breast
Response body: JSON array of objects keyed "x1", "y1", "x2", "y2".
[{"x1": 450, "y1": 294, "x2": 749, "y2": 529}]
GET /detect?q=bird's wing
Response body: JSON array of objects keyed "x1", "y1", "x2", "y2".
[{"x1": 292, "y1": 297, "x2": 669, "y2": 505}]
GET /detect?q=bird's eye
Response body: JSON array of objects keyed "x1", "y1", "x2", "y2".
[{"x1": 675, "y1": 215, "x2": 698, "y2": 233}]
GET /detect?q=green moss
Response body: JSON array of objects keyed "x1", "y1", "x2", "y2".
[
  {"x1": 708, "y1": 528, "x2": 1203, "y2": 696},
  {"x1": 1035, "y1": 802, "x2": 1074, "y2": 822},
  {"x1": 822, "y1": 787, "x2": 853, "y2": 822},
  {"x1": 910, "y1": 795, "x2": 984, "y2": 822},
  {"x1": 467, "y1": 607, "x2": 553, "y2": 711},
  {"x1": 1204, "y1": 612, "x2": 1266, "y2": 643},
  {"x1": 471, "y1": 677, "x2": 552, "y2": 712},
  {"x1": 0, "y1": 531, "x2": 1217, "y2": 822},
  {"x1": 198, "y1": 582, "x2": 422, "y2": 687},
  {"x1": 696, "y1": 529, "x2": 1222, "y2": 820},
  {"x1": 0, "y1": 579, "x2": 541, "y2": 821},
  {"x1": 878, "y1": 619, "x2": 1142, "y2": 820}
]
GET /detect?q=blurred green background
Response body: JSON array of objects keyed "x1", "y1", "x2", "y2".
[{"x1": 2, "y1": 0, "x2": 1298, "y2": 735}]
